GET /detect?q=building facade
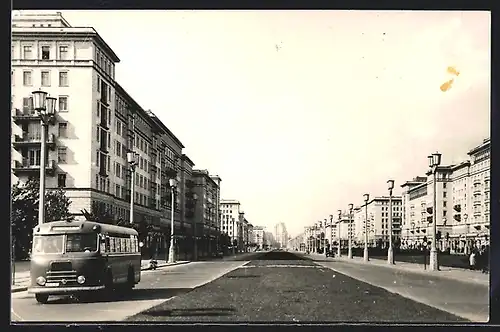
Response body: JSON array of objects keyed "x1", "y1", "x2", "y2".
[
  {"x1": 220, "y1": 199, "x2": 241, "y2": 247},
  {"x1": 11, "y1": 12, "x2": 222, "y2": 260},
  {"x1": 401, "y1": 138, "x2": 490, "y2": 254},
  {"x1": 252, "y1": 226, "x2": 265, "y2": 249},
  {"x1": 353, "y1": 196, "x2": 403, "y2": 248},
  {"x1": 274, "y1": 222, "x2": 288, "y2": 249}
]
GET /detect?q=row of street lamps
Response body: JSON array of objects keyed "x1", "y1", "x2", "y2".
[{"x1": 307, "y1": 152, "x2": 442, "y2": 271}]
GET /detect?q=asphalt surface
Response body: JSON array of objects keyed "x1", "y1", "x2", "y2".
[
  {"x1": 127, "y1": 250, "x2": 468, "y2": 323},
  {"x1": 11, "y1": 260, "x2": 249, "y2": 322},
  {"x1": 316, "y1": 260, "x2": 489, "y2": 322}
]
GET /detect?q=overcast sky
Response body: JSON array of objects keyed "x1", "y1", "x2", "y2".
[{"x1": 17, "y1": 10, "x2": 490, "y2": 237}]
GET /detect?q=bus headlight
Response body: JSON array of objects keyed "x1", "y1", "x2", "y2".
[
  {"x1": 77, "y1": 275, "x2": 86, "y2": 284},
  {"x1": 36, "y1": 276, "x2": 46, "y2": 286}
]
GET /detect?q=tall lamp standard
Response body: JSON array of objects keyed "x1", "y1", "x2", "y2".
[
  {"x1": 32, "y1": 90, "x2": 57, "y2": 225},
  {"x1": 167, "y1": 178, "x2": 178, "y2": 263},
  {"x1": 387, "y1": 179, "x2": 395, "y2": 264},
  {"x1": 428, "y1": 152, "x2": 442, "y2": 271},
  {"x1": 348, "y1": 203, "x2": 354, "y2": 259},
  {"x1": 323, "y1": 218, "x2": 328, "y2": 253},
  {"x1": 126, "y1": 152, "x2": 139, "y2": 225},
  {"x1": 192, "y1": 193, "x2": 198, "y2": 261},
  {"x1": 329, "y1": 215, "x2": 333, "y2": 256},
  {"x1": 337, "y1": 210, "x2": 342, "y2": 257},
  {"x1": 363, "y1": 193, "x2": 370, "y2": 262}
]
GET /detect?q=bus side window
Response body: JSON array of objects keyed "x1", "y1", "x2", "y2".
[
  {"x1": 100, "y1": 235, "x2": 106, "y2": 253},
  {"x1": 105, "y1": 237, "x2": 110, "y2": 252},
  {"x1": 124, "y1": 237, "x2": 129, "y2": 253},
  {"x1": 134, "y1": 236, "x2": 138, "y2": 252}
]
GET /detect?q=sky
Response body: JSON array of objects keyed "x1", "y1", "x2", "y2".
[{"x1": 17, "y1": 10, "x2": 490, "y2": 237}]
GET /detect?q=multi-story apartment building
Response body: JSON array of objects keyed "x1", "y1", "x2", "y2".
[
  {"x1": 401, "y1": 138, "x2": 490, "y2": 254},
  {"x1": 10, "y1": 12, "x2": 215, "y2": 260},
  {"x1": 191, "y1": 170, "x2": 221, "y2": 257},
  {"x1": 220, "y1": 199, "x2": 241, "y2": 246},
  {"x1": 252, "y1": 226, "x2": 265, "y2": 249},
  {"x1": 274, "y1": 222, "x2": 288, "y2": 248},
  {"x1": 353, "y1": 196, "x2": 403, "y2": 248}
]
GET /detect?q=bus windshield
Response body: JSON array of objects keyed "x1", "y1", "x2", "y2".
[
  {"x1": 32, "y1": 233, "x2": 99, "y2": 254},
  {"x1": 33, "y1": 235, "x2": 64, "y2": 254},
  {"x1": 66, "y1": 233, "x2": 98, "y2": 252}
]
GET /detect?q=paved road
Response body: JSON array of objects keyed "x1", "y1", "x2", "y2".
[
  {"x1": 11, "y1": 260, "x2": 249, "y2": 322},
  {"x1": 315, "y1": 259, "x2": 489, "y2": 322},
  {"x1": 127, "y1": 251, "x2": 469, "y2": 323}
]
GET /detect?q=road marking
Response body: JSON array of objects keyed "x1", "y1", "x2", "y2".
[
  {"x1": 11, "y1": 309, "x2": 23, "y2": 321},
  {"x1": 241, "y1": 265, "x2": 323, "y2": 268}
]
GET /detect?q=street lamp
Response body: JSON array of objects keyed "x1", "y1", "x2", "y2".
[
  {"x1": 329, "y1": 214, "x2": 333, "y2": 256},
  {"x1": 192, "y1": 193, "x2": 198, "y2": 261},
  {"x1": 463, "y1": 213, "x2": 469, "y2": 254},
  {"x1": 167, "y1": 178, "x2": 178, "y2": 263},
  {"x1": 126, "y1": 152, "x2": 139, "y2": 225},
  {"x1": 363, "y1": 193, "x2": 370, "y2": 262},
  {"x1": 387, "y1": 180, "x2": 395, "y2": 264},
  {"x1": 348, "y1": 203, "x2": 354, "y2": 259},
  {"x1": 337, "y1": 209, "x2": 342, "y2": 257},
  {"x1": 428, "y1": 152, "x2": 442, "y2": 271},
  {"x1": 32, "y1": 90, "x2": 57, "y2": 225}
]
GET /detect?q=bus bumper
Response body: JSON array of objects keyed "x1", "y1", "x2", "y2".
[{"x1": 28, "y1": 286, "x2": 106, "y2": 295}]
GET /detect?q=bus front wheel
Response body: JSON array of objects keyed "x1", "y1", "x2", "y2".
[{"x1": 35, "y1": 294, "x2": 49, "y2": 304}]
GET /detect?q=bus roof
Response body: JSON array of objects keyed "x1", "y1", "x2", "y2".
[{"x1": 33, "y1": 220, "x2": 139, "y2": 236}]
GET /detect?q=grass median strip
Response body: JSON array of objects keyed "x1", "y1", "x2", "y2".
[{"x1": 126, "y1": 259, "x2": 467, "y2": 323}]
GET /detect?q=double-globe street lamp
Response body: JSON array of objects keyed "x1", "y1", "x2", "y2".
[
  {"x1": 167, "y1": 178, "x2": 178, "y2": 263},
  {"x1": 32, "y1": 90, "x2": 57, "y2": 226},
  {"x1": 348, "y1": 203, "x2": 353, "y2": 259},
  {"x1": 428, "y1": 152, "x2": 442, "y2": 271},
  {"x1": 363, "y1": 193, "x2": 370, "y2": 262},
  {"x1": 387, "y1": 179, "x2": 395, "y2": 265}
]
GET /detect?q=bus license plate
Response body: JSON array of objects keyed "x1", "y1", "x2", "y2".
[{"x1": 45, "y1": 282, "x2": 59, "y2": 287}]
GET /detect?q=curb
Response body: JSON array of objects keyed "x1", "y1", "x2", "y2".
[
  {"x1": 332, "y1": 257, "x2": 489, "y2": 286},
  {"x1": 11, "y1": 261, "x2": 192, "y2": 293}
]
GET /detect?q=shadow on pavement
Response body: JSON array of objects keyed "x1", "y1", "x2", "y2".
[
  {"x1": 47, "y1": 288, "x2": 192, "y2": 304},
  {"x1": 141, "y1": 307, "x2": 236, "y2": 317},
  {"x1": 226, "y1": 275, "x2": 260, "y2": 279},
  {"x1": 255, "y1": 251, "x2": 307, "y2": 260}
]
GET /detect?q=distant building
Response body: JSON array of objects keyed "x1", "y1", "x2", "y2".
[{"x1": 274, "y1": 222, "x2": 288, "y2": 248}]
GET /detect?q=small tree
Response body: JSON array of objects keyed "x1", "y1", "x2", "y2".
[{"x1": 11, "y1": 177, "x2": 72, "y2": 259}]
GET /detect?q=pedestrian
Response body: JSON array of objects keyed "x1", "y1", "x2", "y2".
[{"x1": 469, "y1": 250, "x2": 476, "y2": 270}]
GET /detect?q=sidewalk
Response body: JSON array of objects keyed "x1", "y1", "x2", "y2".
[
  {"x1": 304, "y1": 252, "x2": 489, "y2": 286},
  {"x1": 11, "y1": 259, "x2": 190, "y2": 293}
]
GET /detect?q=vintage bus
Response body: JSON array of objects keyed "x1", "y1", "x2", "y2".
[{"x1": 28, "y1": 218, "x2": 142, "y2": 304}]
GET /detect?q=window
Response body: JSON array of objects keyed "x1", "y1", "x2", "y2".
[
  {"x1": 57, "y1": 173, "x2": 67, "y2": 187},
  {"x1": 23, "y1": 71, "x2": 32, "y2": 86},
  {"x1": 41, "y1": 46, "x2": 50, "y2": 60},
  {"x1": 22, "y1": 97, "x2": 34, "y2": 113},
  {"x1": 116, "y1": 141, "x2": 122, "y2": 157},
  {"x1": 41, "y1": 71, "x2": 50, "y2": 87},
  {"x1": 58, "y1": 123, "x2": 68, "y2": 137},
  {"x1": 58, "y1": 96, "x2": 68, "y2": 111},
  {"x1": 116, "y1": 120, "x2": 122, "y2": 136},
  {"x1": 66, "y1": 234, "x2": 98, "y2": 253},
  {"x1": 116, "y1": 184, "x2": 120, "y2": 197},
  {"x1": 59, "y1": 71, "x2": 68, "y2": 86},
  {"x1": 59, "y1": 45, "x2": 68, "y2": 60},
  {"x1": 443, "y1": 191, "x2": 447, "y2": 198},
  {"x1": 57, "y1": 147, "x2": 67, "y2": 163},
  {"x1": 443, "y1": 183, "x2": 447, "y2": 189},
  {"x1": 443, "y1": 201, "x2": 447, "y2": 208},
  {"x1": 11, "y1": 70, "x2": 14, "y2": 86},
  {"x1": 23, "y1": 45, "x2": 33, "y2": 59},
  {"x1": 97, "y1": 76, "x2": 101, "y2": 92}
]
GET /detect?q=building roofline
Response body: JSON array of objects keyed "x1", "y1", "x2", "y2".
[
  {"x1": 467, "y1": 138, "x2": 490, "y2": 156},
  {"x1": 12, "y1": 28, "x2": 121, "y2": 62},
  {"x1": 181, "y1": 154, "x2": 195, "y2": 167}
]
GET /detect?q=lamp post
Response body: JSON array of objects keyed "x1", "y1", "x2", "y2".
[
  {"x1": 463, "y1": 213, "x2": 469, "y2": 255},
  {"x1": 192, "y1": 193, "x2": 198, "y2": 261},
  {"x1": 126, "y1": 152, "x2": 139, "y2": 225},
  {"x1": 387, "y1": 180, "x2": 395, "y2": 264},
  {"x1": 363, "y1": 193, "x2": 370, "y2": 262},
  {"x1": 348, "y1": 203, "x2": 353, "y2": 259},
  {"x1": 329, "y1": 215, "x2": 333, "y2": 256},
  {"x1": 428, "y1": 152, "x2": 442, "y2": 271},
  {"x1": 232, "y1": 218, "x2": 236, "y2": 255},
  {"x1": 337, "y1": 210, "x2": 342, "y2": 257},
  {"x1": 32, "y1": 90, "x2": 57, "y2": 225},
  {"x1": 323, "y1": 218, "x2": 328, "y2": 253},
  {"x1": 167, "y1": 178, "x2": 178, "y2": 263}
]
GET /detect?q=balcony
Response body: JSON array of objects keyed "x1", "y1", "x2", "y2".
[
  {"x1": 12, "y1": 133, "x2": 56, "y2": 150},
  {"x1": 473, "y1": 187, "x2": 482, "y2": 195},
  {"x1": 12, "y1": 108, "x2": 56, "y2": 125},
  {"x1": 453, "y1": 204, "x2": 461, "y2": 212},
  {"x1": 473, "y1": 179, "x2": 481, "y2": 185},
  {"x1": 473, "y1": 198, "x2": 482, "y2": 206},
  {"x1": 473, "y1": 210, "x2": 481, "y2": 217},
  {"x1": 12, "y1": 159, "x2": 56, "y2": 176},
  {"x1": 453, "y1": 214, "x2": 461, "y2": 222}
]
